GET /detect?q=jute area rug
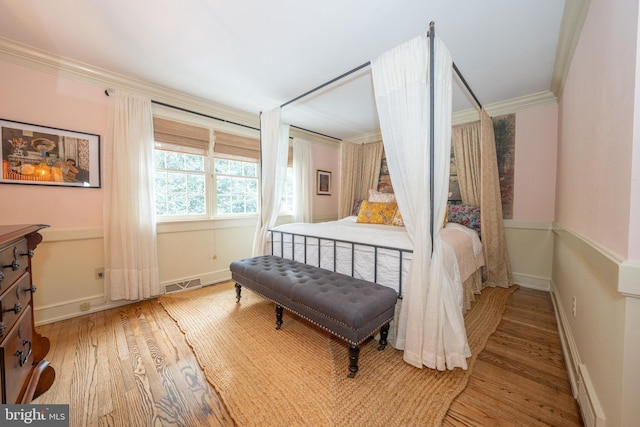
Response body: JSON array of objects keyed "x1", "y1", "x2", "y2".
[{"x1": 159, "y1": 281, "x2": 516, "y2": 427}]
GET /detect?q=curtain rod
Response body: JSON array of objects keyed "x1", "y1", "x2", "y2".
[
  {"x1": 104, "y1": 90, "x2": 341, "y2": 141},
  {"x1": 103, "y1": 90, "x2": 261, "y2": 132}
]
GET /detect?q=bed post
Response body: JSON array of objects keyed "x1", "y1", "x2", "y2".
[
  {"x1": 428, "y1": 21, "x2": 436, "y2": 252},
  {"x1": 258, "y1": 111, "x2": 263, "y2": 233}
]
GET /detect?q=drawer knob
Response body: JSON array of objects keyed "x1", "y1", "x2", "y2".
[
  {"x1": 1, "y1": 260, "x2": 19, "y2": 271},
  {"x1": 18, "y1": 285, "x2": 37, "y2": 296},
  {"x1": 4, "y1": 302, "x2": 21, "y2": 315},
  {"x1": 2, "y1": 247, "x2": 20, "y2": 271},
  {"x1": 21, "y1": 250, "x2": 35, "y2": 258},
  {"x1": 16, "y1": 339, "x2": 32, "y2": 367}
]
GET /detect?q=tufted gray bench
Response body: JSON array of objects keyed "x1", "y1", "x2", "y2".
[{"x1": 230, "y1": 255, "x2": 397, "y2": 377}]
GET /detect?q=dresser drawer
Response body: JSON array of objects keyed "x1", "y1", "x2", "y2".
[
  {"x1": 0, "y1": 238, "x2": 28, "y2": 294},
  {"x1": 1, "y1": 305, "x2": 34, "y2": 404},
  {"x1": 0, "y1": 273, "x2": 33, "y2": 340}
]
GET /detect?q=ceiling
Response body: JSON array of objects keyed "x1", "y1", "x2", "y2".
[{"x1": 0, "y1": 0, "x2": 568, "y2": 140}]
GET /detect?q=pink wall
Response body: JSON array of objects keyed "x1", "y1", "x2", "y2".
[
  {"x1": 512, "y1": 105, "x2": 558, "y2": 222},
  {"x1": 0, "y1": 60, "x2": 108, "y2": 228},
  {"x1": 556, "y1": 0, "x2": 637, "y2": 258},
  {"x1": 0, "y1": 57, "x2": 578, "y2": 233},
  {"x1": 311, "y1": 142, "x2": 339, "y2": 218},
  {"x1": 631, "y1": 8, "x2": 640, "y2": 261}
]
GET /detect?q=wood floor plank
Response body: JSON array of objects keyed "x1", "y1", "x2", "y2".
[
  {"x1": 100, "y1": 307, "x2": 134, "y2": 423},
  {"x1": 145, "y1": 300, "x2": 233, "y2": 426},
  {"x1": 483, "y1": 329, "x2": 568, "y2": 374},
  {"x1": 443, "y1": 286, "x2": 583, "y2": 426},
  {"x1": 468, "y1": 359, "x2": 581, "y2": 425},
  {"x1": 122, "y1": 305, "x2": 166, "y2": 426},
  {"x1": 477, "y1": 349, "x2": 573, "y2": 395},
  {"x1": 73, "y1": 315, "x2": 101, "y2": 426}
]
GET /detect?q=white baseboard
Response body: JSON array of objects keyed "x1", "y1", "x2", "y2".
[
  {"x1": 512, "y1": 272, "x2": 550, "y2": 291},
  {"x1": 35, "y1": 269, "x2": 233, "y2": 326},
  {"x1": 35, "y1": 296, "x2": 131, "y2": 326},
  {"x1": 550, "y1": 283, "x2": 606, "y2": 427}
]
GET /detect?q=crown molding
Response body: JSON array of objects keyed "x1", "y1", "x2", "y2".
[
  {"x1": 1, "y1": 36, "x2": 557, "y2": 138},
  {"x1": 0, "y1": 37, "x2": 260, "y2": 130},
  {"x1": 344, "y1": 131, "x2": 383, "y2": 145},
  {"x1": 452, "y1": 91, "x2": 557, "y2": 125},
  {"x1": 290, "y1": 127, "x2": 340, "y2": 146},
  {"x1": 550, "y1": 0, "x2": 591, "y2": 99},
  {"x1": 341, "y1": 90, "x2": 558, "y2": 144}
]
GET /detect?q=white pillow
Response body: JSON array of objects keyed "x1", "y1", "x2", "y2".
[{"x1": 368, "y1": 189, "x2": 396, "y2": 203}]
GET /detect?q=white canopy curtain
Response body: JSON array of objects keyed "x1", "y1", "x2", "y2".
[
  {"x1": 293, "y1": 138, "x2": 313, "y2": 223},
  {"x1": 252, "y1": 107, "x2": 291, "y2": 256},
  {"x1": 372, "y1": 34, "x2": 470, "y2": 370},
  {"x1": 104, "y1": 91, "x2": 160, "y2": 300}
]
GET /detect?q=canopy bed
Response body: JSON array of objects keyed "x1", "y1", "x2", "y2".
[{"x1": 252, "y1": 22, "x2": 512, "y2": 371}]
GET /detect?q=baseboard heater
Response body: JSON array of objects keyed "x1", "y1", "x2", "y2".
[
  {"x1": 164, "y1": 278, "x2": 202, "y2": 294},
  {"x1": 578, "y1": 363, "x2": 606, "y2": 427}
]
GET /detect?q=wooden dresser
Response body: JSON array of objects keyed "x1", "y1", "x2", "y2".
[{"x1": 0, "y1": 224, "x2": 54, "y2": 403}]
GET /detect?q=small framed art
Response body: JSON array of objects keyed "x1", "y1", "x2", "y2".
[
  {"x1": 316, "y1": 169, "x2": 331, "y2": 195},
  {"x1": 1, "y1": 119, "x2": 101, "y2": 188}
]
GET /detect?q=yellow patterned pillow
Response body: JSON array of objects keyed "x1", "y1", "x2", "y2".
[
  {"x1": 391, "y1": 208, "x2": 404, "y2": 227},
  {"x1": 356, "y1": 201, "x2": 397, "y2": 225}
]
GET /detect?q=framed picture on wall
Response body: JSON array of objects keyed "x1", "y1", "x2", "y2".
[
  {"x1": 0, "y1": 118, "x2": 101, "y2": 188},
  {"x1": 316, "y1": 169, "x2": 331, "y2": 195}
]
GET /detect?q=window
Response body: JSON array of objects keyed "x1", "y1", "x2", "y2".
[
  {"x1": 213, "y1": 131, "x2": 261, "y2": 216},
  {"x1": 153, "y1": 117, "x2": 210, "y2": 218},
  {"x1": 154, "y1": 150, "x2": 206, "y2": 215},
  {"x1": 214, "y1": 158, "x2": 258, "y2": 215},
  {"x1": 152, "y1": 119, "x2": 295, "y2": 219}
]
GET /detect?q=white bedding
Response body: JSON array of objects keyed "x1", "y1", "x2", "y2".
[{"x1": 270, "y1": 217, "x2": 484, "y2": 296}]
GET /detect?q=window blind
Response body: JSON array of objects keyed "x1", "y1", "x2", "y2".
[
  {"x1": 214, "y1": 131, "x2": 260, "y2": 163},
  {"x1": 153, "y1": 117, "x2": 210, "y2": 155}
]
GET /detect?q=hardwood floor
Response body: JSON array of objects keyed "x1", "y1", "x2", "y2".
[
  {"x1": 444, "y1": 288, "x2": 583, "y2": 426},
  {"x1": 33, "y1": 284, "x2": 582, "y2": 426}
]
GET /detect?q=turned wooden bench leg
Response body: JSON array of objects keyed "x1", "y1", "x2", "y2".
[
  {"x1": 348, "y1": 345, "x2": 360, "y2": 378},
  {"x1": 275, "y1": 305, "x2": 283, "y2": 330},
  {"x1": 235, "y1": 283, "x2": 242, "y2": 303},
  {"x1": 377, "y1": 322, "x2": 390, "y2": 351}
]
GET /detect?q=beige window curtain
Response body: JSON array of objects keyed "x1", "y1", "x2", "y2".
[
  {"x1": 338, "y1": 141, "x2": 383, "y2": 218},
  {"x1": 153, "y1": 117, "x2": 209, "y2": 155},
  {"x1": 104, "y1": 91, "x2": 159, "y2": 301},
  {"x1": 452, "y1": 112, "x2": 512, "y2": 289},
  {"x1": 452, "y1": 121, "x2": 481, "y2": 206},
  {"x1": 479, "y1": 110, "x2": 513, "y2": 288}
]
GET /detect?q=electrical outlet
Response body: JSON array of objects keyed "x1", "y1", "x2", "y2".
[
  {"x1": 95, "y1": 267, "x2": 104, "y2": 280},
  {"x1": 572, "y1": 296, "x2": 577, "y2": 317},
  {"x1": 80, "y1": 302, "x2": 90, "y2": 311}
]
